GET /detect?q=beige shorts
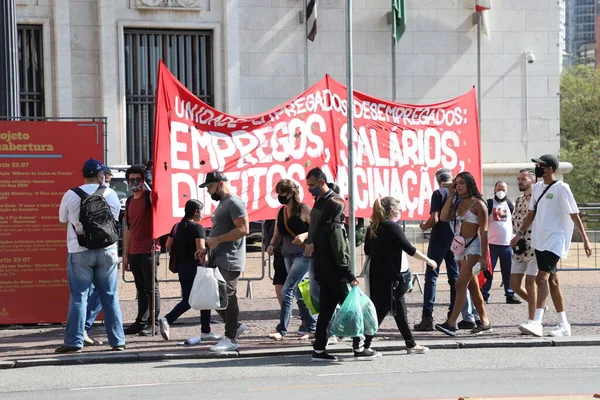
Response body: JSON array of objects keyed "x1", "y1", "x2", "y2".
[{"x1": 511, "y1": 256, "x2": 538, "y2": 276}]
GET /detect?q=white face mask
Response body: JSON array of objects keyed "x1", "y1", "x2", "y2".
[{"x1": 495, "y1": 190, "x2": 507, "y2": 200}]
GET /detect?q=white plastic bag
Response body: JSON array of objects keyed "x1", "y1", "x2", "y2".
[{"x1": 189, "y1": 266, "x2": 228, "y2": 311}]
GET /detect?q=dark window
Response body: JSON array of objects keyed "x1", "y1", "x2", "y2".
[
  {"x1": 17, "y1": 25, "x2": 44, "y2": 117},
  {"x1": 124, "y1": 29, "x2": 214, "y2": 166}
]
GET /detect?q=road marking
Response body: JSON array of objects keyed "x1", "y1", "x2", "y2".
[
  {"x1": 71, "y1": 383, "x2": 166, "y2": 391},
  {"x1": 248, "y1": 383, "x2": 380, "y2": 391},
  {"x1": 318, "y1": 370, "x2": 408, "y2": 377}
]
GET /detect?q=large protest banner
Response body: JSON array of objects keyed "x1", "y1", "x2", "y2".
[
  {"x1": 0, "y1": 121, "x2": 104, "y2": 324},
  {"x1": 152, "y1": 61, "x2": 480, "y2": 237}
]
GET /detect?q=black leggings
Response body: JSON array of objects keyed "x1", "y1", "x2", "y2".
[{"x1": 367, "y1": 275, "x2": 416, "y2": 348}]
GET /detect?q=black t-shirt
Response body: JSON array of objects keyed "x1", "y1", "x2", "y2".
[
  {"x1": 364, "y1": 220, "x2": 417, "y2": 281},
  {"x1": 429, "y1": 188, "x2": 454, "y2": 246},
  {"x1": 169, "y1": 220, "x2": 206, "y2": 263}
]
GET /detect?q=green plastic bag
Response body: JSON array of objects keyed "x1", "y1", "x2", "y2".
[
  {"x1": 359, "y1": 289, "x2": 379, "y2": 336},
  {"x1": 298, "y1": 279, "x2": 318, "y2": 315},
  {"x1": 331, "y1": 286, "x2": 364, "y2": 337}
]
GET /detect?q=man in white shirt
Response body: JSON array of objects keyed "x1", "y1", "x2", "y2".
[
  {"x1": 55, "y1": 159, "x2": 126, "y2": 353},
  {"x1": 512, "y1": 154, "x2": 592, "y2": 337},
  {"x1": 481, "y1": 181, "x2": 521, "y2": 304}
]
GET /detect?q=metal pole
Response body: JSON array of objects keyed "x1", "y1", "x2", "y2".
[
  {"x1": 0, "y1": 0, "x2": 20, "y2": 117},
  {"x1": 391, "y1": 19, "x2": 397, "y2": 102},
  {"x1": 151, "y1": 239, "x2": 156, "y2": 336},
  {"x1": 476, "y1": 12, "x2": 482, "y2": 131},
  {"x1": 524, "y1": 58, "x2": 529, "y2": 132},
  {"x1": 304, "y1": 0, "x2": 309, "y2": 90},
  {"x1": 346, "y1": 0, "x2": 356, "y2": 275}
]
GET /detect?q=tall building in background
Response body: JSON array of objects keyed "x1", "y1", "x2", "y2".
[{"x1": 565, "y1": 0, "x2": 597, "y2": 66}]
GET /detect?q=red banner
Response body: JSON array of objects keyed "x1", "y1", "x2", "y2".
[
  {"x1": 153, "y1": 61, "x2": 480, "y2": 237},
  {"x1": 0, "y1": 121, "x2": 104, "y2": 324}
]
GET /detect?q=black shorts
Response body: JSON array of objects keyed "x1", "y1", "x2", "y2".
[
  {"x1": 272, "y1": 251, "x2": 287, "y2": 286},
  {"x1": 535, "y1": 250, "x2": 561, "y2": 274}
]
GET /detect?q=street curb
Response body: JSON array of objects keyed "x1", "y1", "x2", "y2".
[{"x1": 1, "y1": 337, "x2": 600, "y2": 369}]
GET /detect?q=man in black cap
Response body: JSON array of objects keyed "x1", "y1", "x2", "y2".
[
  {"x1": 511, "y1": 154, "x2": 592, "y2": 337},
  {"x1": 198, "y1": 171, "x2": 249, "y2": 351}
]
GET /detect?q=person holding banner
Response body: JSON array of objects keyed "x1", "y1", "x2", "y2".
[
  {"x1": 364, "y1": 196, "x2": 434, "y2": 354},
  {"x1": 198, "y1": 171, "x2": 249, "y2": 352},
  {"x1": 158, "y1": 199, "x2": 220, "y2": 343},
  {"x1": 266, "y1": 179, "x2": 317, "y2": 341},
  {"x1": 435, "y1": 172, "x2": 493, "y2": 337}
]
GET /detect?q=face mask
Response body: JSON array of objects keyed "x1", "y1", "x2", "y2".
[
  {"x1": 308, "y1": 187, "x2": 322, "y2": 197},
  {"x1": 391, "y1": 211, "x2": 401, "y2": 223},
  {"x1": 339, "y1": 212, "x2": 346, "y2": 224},
  {"x1": 211, "y1": 190, "x2": 222, "y2": 202},
  {"x1": 98, "y1": 173, "x2": 106, "y2": 186},
  {"x1": 129, "y1": 179, "x2": 143, "y2": 192},
  {"x1": 495, "y1": 190, "x2": 507, "y2": 201},
  {"x1": 535, "y1": 166, "x2": 546, "y2": 178},
  {"x1": 278, "y1": 194, "x2": 290, "y2": 205}
]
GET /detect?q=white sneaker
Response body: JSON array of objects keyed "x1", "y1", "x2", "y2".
[
  {"x1": 518, "y1": 320, "x2": 543, "y2": 337},
  {"x1": 549, "y1": 323, "x2": 571, "y2": 337},
  {"x1": 235, "y1": 323, "x2": 247, "y2": 340},
  {"x1": 158, "y1": 318, "x2": 170, "y2": 341},
  {"x1": 201, "y1": 332, "x2": 221, "y2": 341},
  {"x1": 210, "y1": 337, "x2": 238, "y2": 352}
]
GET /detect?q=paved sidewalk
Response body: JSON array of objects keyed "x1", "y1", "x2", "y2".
[{"x1": 2, "y1": 278, "x2": 600, "y2": 370}]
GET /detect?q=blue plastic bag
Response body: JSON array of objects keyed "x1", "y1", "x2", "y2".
[{"x1": 331, "y1": 286, "x2": 364, "y2": 337}]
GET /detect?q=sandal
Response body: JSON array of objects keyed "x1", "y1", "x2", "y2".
[
  {"x1": 267, "y1": 332, "x2": 284, "y2": 341},
  {"x1": 298, "y1": 332, "x2": 315, "y2": 340}
]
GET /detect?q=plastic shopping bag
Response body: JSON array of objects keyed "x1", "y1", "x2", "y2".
[
  {"x1": 358, "y1": 288, "x2": 379, "y2": 336},
  {"x1": 298, "y1": 279, "x2": 318, "y2": 315},
  {"x1": 330, "y1": 286, "x2": 364, "y2": 337},
  {"x1": 189, "y1": 266, "x2": 228, "y2": 311}
]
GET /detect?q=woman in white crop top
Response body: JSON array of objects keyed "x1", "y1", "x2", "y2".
[{"x1": 435, "y1": 172, "x2": 493, "y2": 336}]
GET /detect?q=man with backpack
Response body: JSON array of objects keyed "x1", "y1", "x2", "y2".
[
  {"x1": 122, "y1": 165, "x2": 161, "y2": 336},
  {"x1": 481, "y1": 181, "x2": 521, "y2": 304},
  {"x1": 56, "y1": 159, "x2": 125, "y2": 353}
]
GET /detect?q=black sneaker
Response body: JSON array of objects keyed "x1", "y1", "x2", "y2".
[
  {"x1": 506, "y1": 296, "x2": 522, "y2": 304},
  {"x1": 457, "y1": 320, "x2": 477, "y2": 330},
  {"x1": 139, "y1": 326, "x2": 159, "y2": 336},
  {"x1": 311, "y1": 351, "x2": 339, "y2": 362},
  {"x1": 124, "y1": 322, "x2": 144, "y2": 335},
  {"x1": 435, "y1": 322, "x2": 457, "y2": 337},
  {"x1": 111, "y1": 345, "x2": 126, "y2": 351},
  {"x1": 354, "y1": 348, "x2": 382, "y2": 361},
  {"x1": 414, "y1": 317, "x2": 434, "y2": 331},
  {"x1": 471, "y1": 323, "x2": 493, "y2": 335},
  {"x1": 55, "y1": 345, "x2": 82, "y2": 354}
]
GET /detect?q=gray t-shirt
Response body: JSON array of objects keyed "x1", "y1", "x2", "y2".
[{"x1": 209, "y1": 194, "x2": 248, "y2": 271}]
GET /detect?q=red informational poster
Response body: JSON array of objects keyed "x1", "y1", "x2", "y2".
[
  {"x1": 152, "y1": 61, "x2": 481, "y2": 237},
  {"x1": 0, "y1": 121, "x2": 104, "y2": 324}
]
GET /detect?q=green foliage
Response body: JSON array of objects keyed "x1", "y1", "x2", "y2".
[{"x1": 560, "y1": 65, "x2": 600, "y2": 203}]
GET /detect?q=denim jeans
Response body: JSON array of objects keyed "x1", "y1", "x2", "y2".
[
  {"x1": 65, "y1": 245, "x2": 125, "y2": 348},
  {"x1": 130, "y1": 253, "x2": 160, "y2": 326},
  {"x1": 85, "y1": 285, "x2": 102, "y2": 334},
  {"x1": 481, "y1": 244, "x2": 514, "y2": 300},
  {"x1": 276, "y1": 255, "x2": 316, "y2": 335},
  {"x1": 165, "y1": 263, "x2": 212, "y2": 333}
]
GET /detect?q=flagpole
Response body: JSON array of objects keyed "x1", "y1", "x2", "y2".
[
  {"x1": 346, "y1": 0, "x2": 356, "y2": 275},
  {"x1": 391, "y1": 20, "x2": 397, "y2": 102},
  {"x1": 304, "y1": 0, "x2": 309, "y2": 90},
  {"x1": 476, "y1": 11, "x2": 482, "y2": 130}
]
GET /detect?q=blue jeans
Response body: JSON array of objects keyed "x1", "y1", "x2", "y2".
[
  {"x1": 85, "y1": 285, "x2": 102, "y2": 334},
  {"x1": 481, "y1": 244, "x2": 514, "y2": 300},
  {"x1": 65, "y1": 246, "x2": 125, "y2": 348},
  {"x1": 277, "y1": 255, "x2": 316, "y2": 335}
]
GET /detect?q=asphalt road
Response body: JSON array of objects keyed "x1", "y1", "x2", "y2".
[{"x1": 1, "y1": 347, "x2": 599, "y2": 399}]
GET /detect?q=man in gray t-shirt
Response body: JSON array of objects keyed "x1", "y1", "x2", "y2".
[{"x1": 199, "y1": 171, "x2": 249, "y2": 352}]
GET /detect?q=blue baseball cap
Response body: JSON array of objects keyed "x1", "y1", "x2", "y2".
[{"x1": 82, "y1": 158, "x2": 104, "y2": 177}]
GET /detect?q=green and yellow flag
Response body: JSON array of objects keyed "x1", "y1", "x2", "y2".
[{"x1": 392, "y1": 0, "x2": 406, "y2": 45}]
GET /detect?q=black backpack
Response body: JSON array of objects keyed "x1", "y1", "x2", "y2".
[{"x1": 71, "y1": 186, "x2": 119, "y2": 249}]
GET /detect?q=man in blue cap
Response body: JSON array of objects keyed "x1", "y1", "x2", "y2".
[{"x1": 56, "y1": 158, "x2": 125, "y2": 353}]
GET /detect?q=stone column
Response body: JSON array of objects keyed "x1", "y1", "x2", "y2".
[{"x1": 0, "y1": 0, "x2": 20, "y2": 117}]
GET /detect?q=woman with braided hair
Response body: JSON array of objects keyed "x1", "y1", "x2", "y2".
[{"x1": 435, "y1": 172, "x2": 493, "y2": 336}]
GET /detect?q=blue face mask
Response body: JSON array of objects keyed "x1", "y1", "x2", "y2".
[{"x1": 308, "y1": 187, "x2": 322, "y2": 197}]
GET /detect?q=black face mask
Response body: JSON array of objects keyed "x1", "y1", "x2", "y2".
[
  {"x1": 535, "y1": 166, "x2": 546, "y2": 178},
  {"x1": 210, "y1": 188, "x2": 222, "y2": 202},
  {"x1": 339, "y1": 212, "x2": 346, "y2": 224},
  {"x1": 278, "y1": 194, "x2": 290, "y2": 205}
]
